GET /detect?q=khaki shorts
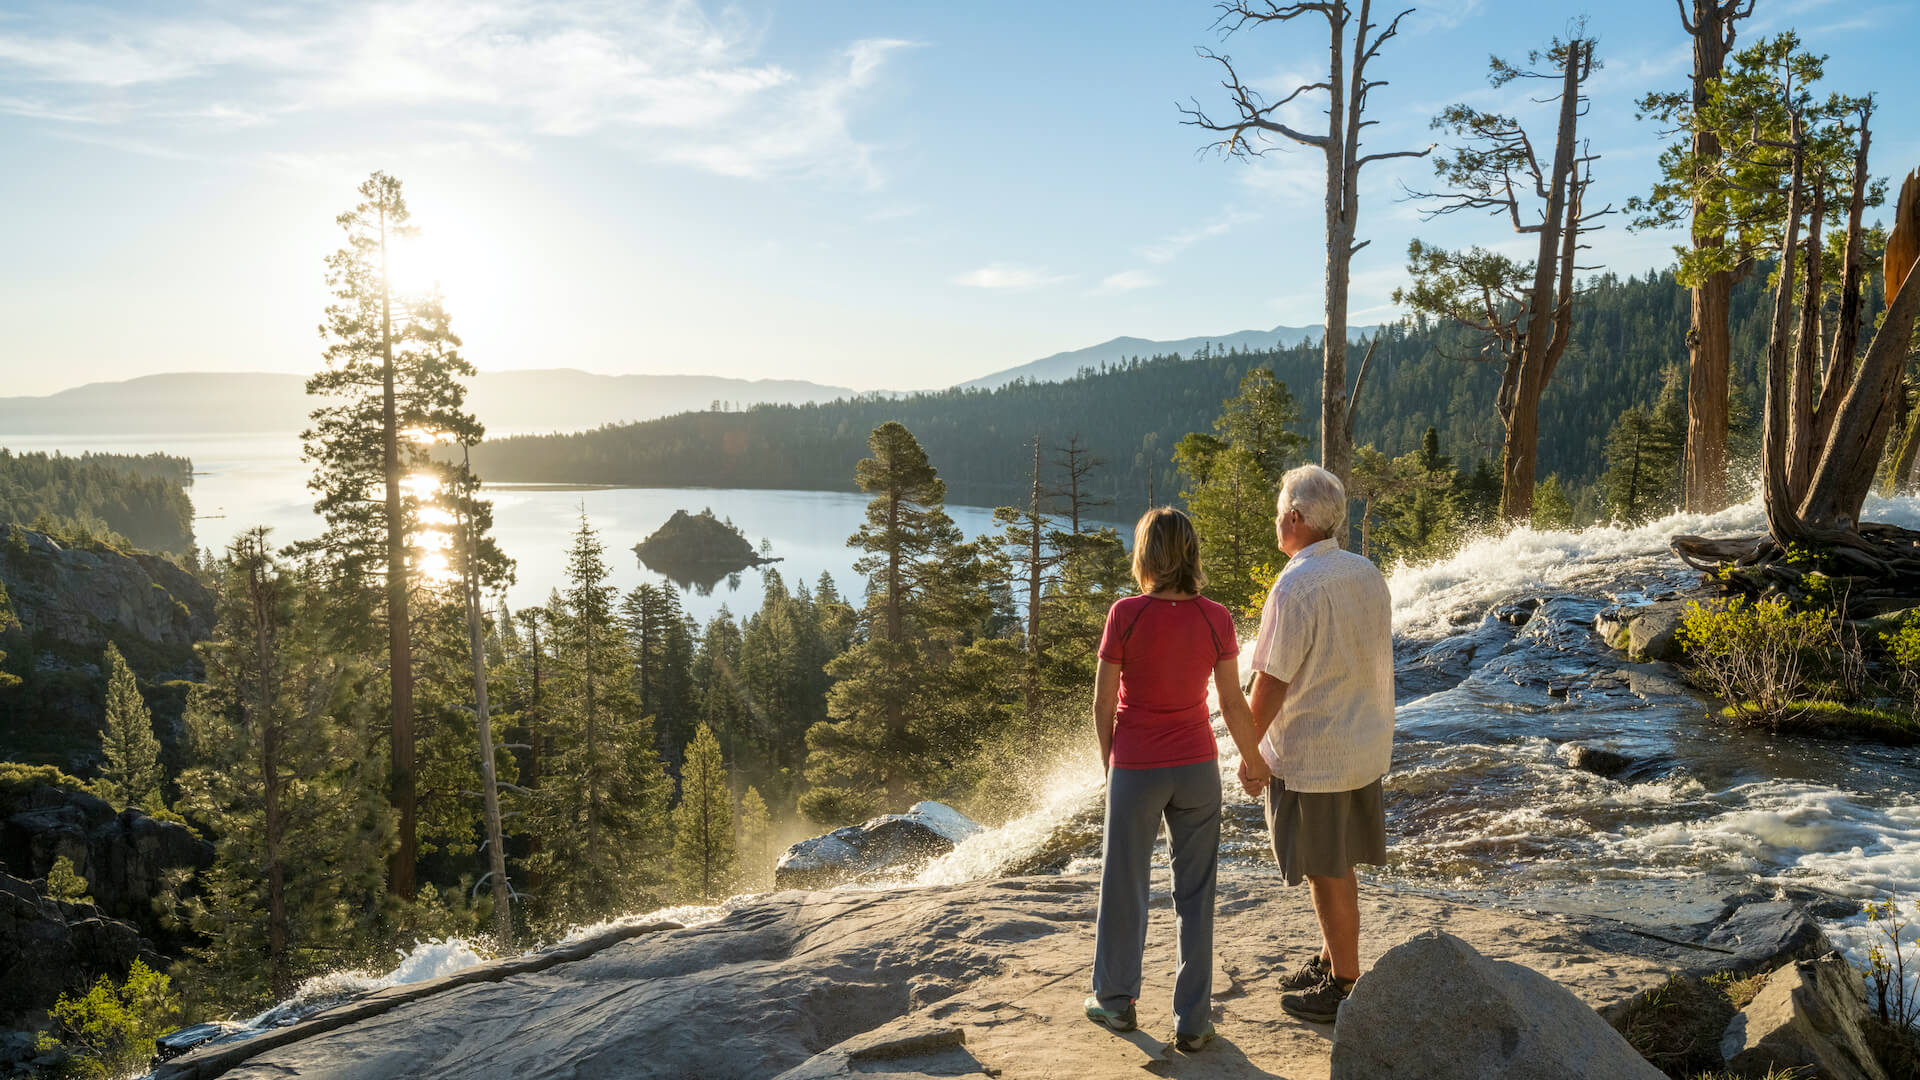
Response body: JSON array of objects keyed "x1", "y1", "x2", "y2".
[{"x1": 1264, "y1": 776, "x2": 1388, "y2": 886}]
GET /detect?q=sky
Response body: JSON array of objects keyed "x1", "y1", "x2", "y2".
[{"x1": 0, "y1": 0, "x2": 1912, "y2": 397}]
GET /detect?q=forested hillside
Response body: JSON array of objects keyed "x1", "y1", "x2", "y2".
[
  {"x1": 471, "y1": 267, "x2": 1845, "y2": 508},
  {"x1": 0, "y1": 451, "x2": 195, "y2": 554}
]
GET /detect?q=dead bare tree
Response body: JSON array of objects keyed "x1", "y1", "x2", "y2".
[
  {"x1": 1181, "y1": 0, "x2": 1432, "y2": 497},
  {"x1": 1395, "y1": 30, "x2": 1608, "y2": 524}
]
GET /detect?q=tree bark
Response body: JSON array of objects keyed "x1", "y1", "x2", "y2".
[
  {"x1": 1497, "y1": 39, "x2": 1583, "y2": 524},
  {"x1": 1680, "y1": 0, "x2": 1751, "y2": 513},
  {"x1": 459, "y1": 458, "x2": 511, "y2": 947},
  {"x1": 1786, "y1": 180, "x2": 1825, "y2": 505},
  {"x1": 1761, "y1": 144, "x2": 1805, "y2": 544},
  {"x1": 1811, "y1": 111, "x2": 1871, "y2": 455},
  {"x1": 1798, "y1": 247, "x2": 1920, "y2": 533}
]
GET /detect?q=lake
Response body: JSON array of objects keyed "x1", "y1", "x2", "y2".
[{"x1": 4, "y1": 432, "x2": 1115, "y2": 625}]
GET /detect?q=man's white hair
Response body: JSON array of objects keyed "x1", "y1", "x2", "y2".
[{"x1": 1277, "y1": 464, "x2": 1349, "y2": 540}]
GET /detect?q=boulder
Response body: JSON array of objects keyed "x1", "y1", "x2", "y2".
[
  {"x1": 1722, "y1": 953, "x2": 1888, "y2": 1080},
  {"x1": 1330, "y1": 930, "x2": 1664, "y2": 1080},
  {"x1": 1593, "y1": 599, "x2": 1701, "y2": 662},
  {"x1": 775, "y1": 802, "x2": 981, "y2": 889},
  {"x1": 1559, "y1": 742, "x2": 1634, "y2": 778},
  {"x1": 1699, "y1": 901, "x2": 1830, "y2": 978},
  {"x1": 0, "y1": 871, "x2": 160, "y2": 1029}
]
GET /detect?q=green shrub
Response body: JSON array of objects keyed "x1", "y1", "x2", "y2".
[
  {"x1": 1678, "y1": 596, "x2": 1836, "y2": 727},
  {"x1": 0, "y1": 761, "x2": 92, "y2": 799},
  {"x1": 46, "y1": 959, "x2": 182, "y2": 1080},
  {"x1": 47, "y1": 855, "x2": 93, "y2": 905},
  {"x1": 1886, "y1": 613, "x2": 1920, "y2": 721}
]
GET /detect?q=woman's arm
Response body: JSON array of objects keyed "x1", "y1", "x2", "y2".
[
  {"x1": 1093, "y1": 658, "x2": 1121, "y2": 774},
  {"x1": 1214, "y1": 655, "x2": 1270, "y2": 783}
]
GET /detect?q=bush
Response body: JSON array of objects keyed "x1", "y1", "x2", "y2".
[
  {"x1": 47, "y1": 856, "x2": 93, "y2": 905},
  {"x1": 1886, "y1": 613, "x2": 1920, "y2": 722},
  {"x1": 46, "y1": 959, "x2": 183, "y2": 1080},
  {"x1": 1677, "y1": 597, "x2": 1835, "y2": 727}
]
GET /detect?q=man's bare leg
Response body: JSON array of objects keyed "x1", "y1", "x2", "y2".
[{"x1": 1307, "y1": 870, "x2": 1360, "y2": 981}]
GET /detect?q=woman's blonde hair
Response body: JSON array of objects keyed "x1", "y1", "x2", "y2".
[{"x1": 1131, "y1": 507, "x2": 1205, "y2": 595}]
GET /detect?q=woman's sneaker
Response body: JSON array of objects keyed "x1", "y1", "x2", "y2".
[
  {"x1": 1280, "y1": 975, "x2": 1354, "y2": 1024},
  {"x1": 1279, "y1": 953, "x2": 1330, "y2": 992},
  {"x1": 1084, "y1": 996, "x2": 1137, "y2": 1032}
]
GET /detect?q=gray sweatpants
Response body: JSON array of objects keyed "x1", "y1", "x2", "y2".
[{"x1": 1091, "y1": 758, "x2": 1221, "y2": 1036}]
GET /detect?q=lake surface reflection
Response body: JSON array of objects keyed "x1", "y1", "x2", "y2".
[{"x1": 2, "y1": 432, "x2": 1108, "y2": 624}]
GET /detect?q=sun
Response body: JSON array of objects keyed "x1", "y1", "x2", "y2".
[{"x1": 380, "y1": 198, "x2": 503, "y2": 312}]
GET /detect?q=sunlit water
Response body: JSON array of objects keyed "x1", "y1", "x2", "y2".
[
  {"x1": 141, "y1": 492, "x2": 1920, "y2": 1057},
  {"x1": 0, "y1": 432, "x2": 1078, "y2": 623}
]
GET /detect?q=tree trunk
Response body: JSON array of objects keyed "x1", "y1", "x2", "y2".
[
  {"x1": 1498, "y1": 38, "x2": 1583, "y2": 525},
  {"x1": 883, "y1": 475, "x2": 905, "y2": 810},
  {"x1": 460, "y1": 479, "x2": 511, "y2": 947},
  {"x1": 1798, "y1": 248, "x2": 1920, "y2": 533},
  {"x1": 1811, "y1": 114, "x2": 1871, "y2": 454},
  {"x1": 1319, "y1": 3, "x2": 1352, "y2": 497},
  {"x1": 1681, "y1": 0, "x2": 1747, "y2": 513},
  {"x1": 379, "y1": 205, "x2": 416, "y2": 900},
  {"x1": 1024, "y1": 440, "x2": 1043, "y2": 731},
  {"x1": 1786, "y1": 181, "x2": 1825, "y2": 505},
  {"x1": 1761, "y1": 147, "x2": 1806, "y2": 543}
]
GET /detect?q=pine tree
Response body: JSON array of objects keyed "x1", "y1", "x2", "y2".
[
  {"x1": 526, "y1": 514, "x2": 672, "y2": 926},
  {"x1": 993, "y1": 437, "x2": 1068, "y2": 732},
  {"x1": 1601, "y1": 407, "x2": 1659, "y2": 524},
  {"x1": 97, "y1": 643, "x2": 163, "y2": 810},
  {"x1": 298, "y1": 171, "x2": 481, "y2": 899},
  {"x1": 672, "y1": 723, "x2": 734, "y2": 901},
  {"x1": 177, "y1": 530, "x2": 389, "y2": 1005},
  {"x1": 1532, "y1": 474, "x2": 1578, "y2": 530},
  {"x1": 734, "y1": 786, "x2": 773, "y2": 893},
  {"x1": 1182, "y1": 444, "x2": 1283, "y2": 613},
  {"x1": 1215, "y1": 367, "x2": 1310, "y2": 482}
]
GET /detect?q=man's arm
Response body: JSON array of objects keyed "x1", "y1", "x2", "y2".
[{"x1": 1248, "y1": 671, "x2": 1288, "y2": 739}]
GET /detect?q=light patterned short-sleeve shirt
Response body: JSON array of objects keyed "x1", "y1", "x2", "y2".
[{"x1": 1248, "y1": 538, "x2": 1395, "y2": 792}]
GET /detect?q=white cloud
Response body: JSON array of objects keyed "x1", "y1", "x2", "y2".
[
  {"x1": 953, "y1": 263, "x2": 1073, "y2": 289},
  {"x1": 0, "y1": 2, "x2": 911, "y2": 184},
  {"x1": 1095, "y1": 270, "x2": 1157, "y2": 293}
]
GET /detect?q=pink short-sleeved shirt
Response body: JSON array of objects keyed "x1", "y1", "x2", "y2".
[{"x1": 1098, "y1": 594, "x2": 1238, "y2": 769}]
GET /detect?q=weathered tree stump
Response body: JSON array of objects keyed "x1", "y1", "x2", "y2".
[{"x1": 1671, "y1": 525, "x2": 1920, "y2": 617}]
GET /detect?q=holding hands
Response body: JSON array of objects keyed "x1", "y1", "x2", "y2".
[{"x1": 1237, "y1": 755, "x2": 1270, "y2": 798}]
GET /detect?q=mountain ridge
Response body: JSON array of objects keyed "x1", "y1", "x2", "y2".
[{"x1": 955, "y1": 322, "x2": 1382, "y2": 390}]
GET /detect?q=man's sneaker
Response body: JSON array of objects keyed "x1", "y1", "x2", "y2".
[
  {"x1": 1084, "y1": 995, "x2": 1137, "y2": 1032},
  {"x1": 1279, "y1": 953, "x2": 1330, "y2": 992},
  {"x1": 1171, "y1": 1024, "x2": 1216, "y2": 1052},
  {"x1": 1280, "y1": 975, "x2": 1354, "y2": 1024}
]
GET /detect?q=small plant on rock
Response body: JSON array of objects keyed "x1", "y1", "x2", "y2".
[
  {"x1": 46, "y1": 855, "x2": 93, "y2": 906},
  {"x1": 1864, "y1": 892, "x2": 1920, "y2": 1031}
]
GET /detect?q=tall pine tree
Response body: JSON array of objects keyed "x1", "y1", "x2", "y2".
[
  {"x1": 671, "y1": 723, "x2": 734, "y2": 901},
  {"x1": 299, "y1": 171, "x2": 480, "y2": 898},
  {"x1": 97, "y1": 643, "x2": 163, "y2": 810},
  {"x1": 526, "y1": 514, "x2": 672, "y2": 926}
]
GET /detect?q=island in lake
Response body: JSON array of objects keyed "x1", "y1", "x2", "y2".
[{"x1": 633, "y1": 508, "x2": 780, "y2": 593}]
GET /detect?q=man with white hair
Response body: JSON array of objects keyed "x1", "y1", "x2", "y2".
[{"x1": 1238, "y1": 464, "x2": 1395, "y2": 1024}]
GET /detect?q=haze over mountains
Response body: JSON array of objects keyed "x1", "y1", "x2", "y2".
[
  {"x1": 956, "y1": 323, "x2": 1383, "y2": 390},
  {"x1": 1, "y1": 324, "x2": 1381, "y2": 437},
  {"x1": 0, "y1": 370, "x2": 856, "y2": 436}
]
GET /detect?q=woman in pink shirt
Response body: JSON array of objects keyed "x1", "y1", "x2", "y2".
[{"x1": 1083, "y1": 507, "x2": 1269, "y2": 1051}]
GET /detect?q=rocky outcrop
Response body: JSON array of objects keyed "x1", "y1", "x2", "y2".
[
  {"x1": 170, "y1": 876, "x2": 1730, "y2": 1080},
  {"x1": 775, "y1": 802, "x2": 982, "y2": 889},
  {"x1": 0, "y1": 528, "x2": 211, "y2": 656},
  {"x1": 1, "y1": 783, "x2": 212, "y2": 947},
  {"x1": 0, "y1": 527, "x2": 213, "y2": 767},
  {"x1": 0, "y1": 871, "x2": 160, "y2": 1029},
  {"x1": 1723, "y1": 953, "x2": 1889, "y2": 1080},
  {"x1": 1330, "y1": 930, "x2": 1665, "y2": 1079},
  {"x1": 1558, "y1": 742, "x2": 1635, "y2": 778}
]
